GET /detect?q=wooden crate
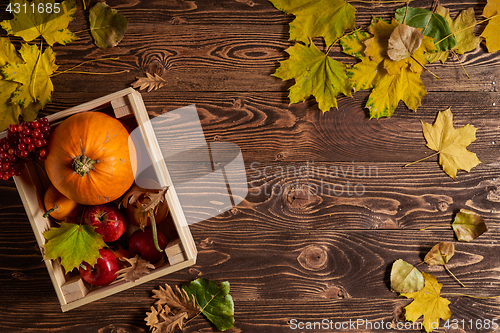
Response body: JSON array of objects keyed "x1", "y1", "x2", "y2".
[{"x1": 1, "y1": 88, "x2": 197, "y2": 312}]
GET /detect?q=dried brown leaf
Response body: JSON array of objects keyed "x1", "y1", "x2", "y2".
[
  {"x1": 145, "y1": 304, "x2": 162, "y2": 328},
  {"x1": 152, "y1": 283, "x2": 199, "y2": 317},
  {"x1": 116, "y1": 255, "x2": 155, "y2": 282},
  {"x1": 153, "y1": 312, "x2": 188, "y2": 333},
  {"x1": 131, "y1": 73, "x2": 166, "y2": 92},
  {"x1": 387, "y1": 24, "x2": 424, "y2": 61},
  {"x1": 120, "y1": 185, "x2": 169, "y2": 230},
  {"x1": 424, "y1": 242, "x2": 454, "y2": 266}
]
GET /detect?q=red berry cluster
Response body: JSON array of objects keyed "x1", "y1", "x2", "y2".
[{"x1": 0, "y1": 118, "x2": 51, "y2": 181}]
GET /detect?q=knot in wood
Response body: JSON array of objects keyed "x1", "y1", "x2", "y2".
[
  {"x1": 437, "y1": 201, "x2": 449, "y2": 212},
  {"x1": 297, "y1": 245, "x2": 328, "y2": 271},
  {"x1": 286, "y1": 184, "x2": 319, "y2": 210}
]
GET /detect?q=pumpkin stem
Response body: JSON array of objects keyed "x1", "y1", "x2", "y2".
[
  {"x1": 73, "y1": 154, "x2": 96, "y2": 177},
  {"x1": 43, "y1": 205, "x2": 60, "y2": 218}
]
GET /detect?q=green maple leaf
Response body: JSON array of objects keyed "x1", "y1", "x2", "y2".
[
  {"x1": 395, "y1": 6, "x2": 457, "y2": 52},
  {"x1": 426, "y1": 6, "x2": 482, "y2": 63},
  {"x1": 274, "y1": 42, "x2": 351, "y2": 112},
  {"x1": 1, "y1": 0, "x2": 77, "y2": 46},
  {"x1": 481, "y1": 0, "x2": 500, "y2": 53},
  {"x1": 402, "y1": 272, "x2": 452, "y2": 333},
  {"x1": 268, "y1": 0, "x2": 356, "y2": 46},
  {"x1": 182, "y1": 279, "x2": 234, "y2": 331},
  {"x1": 89, "y1": 2, "x2": 129, "y2": 50},
  {"x1": 1, "y1": 42, "x2": 58, "y2": 107},
  {"x1": 0, "y1": 37, "x2": 41, "y2": 131},
  {"x1": 43, "y1": 222, "x2": 107, "y2": 274}
]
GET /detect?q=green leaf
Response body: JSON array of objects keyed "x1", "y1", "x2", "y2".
[
  {"x1": 268, "y1": 0, "x2": 356, "y2": 46},
  {"x1": 89, "y1": 2, "x2": 129, "y2": 50},
  {"x1": 43, "y1": 222, "x2": 107, "y2": 273},
  {"x1": 182, "y1": 278, "x2": 234, "y2": 331},
  {"x1": 452, "y1": 209, "x2": 488, "y2": 242},
  {"x1": 1, "y1": 0, "x2": 77, "y2": 46},
  {"x1": 390, "y1": 259, "x2": 424, "y2": 293},
  {"x1": 395, "y1": 7, "x2": 457, "y2": 51},
  {"x1": 273, "y1": 42, "x2": 351, "y2": 112},
  {"x1": 1, "y1": 43, "x2": 58, "y2": 108}
]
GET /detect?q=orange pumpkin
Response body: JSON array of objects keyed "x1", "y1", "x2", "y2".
[
  {"x1": 45, "y1": 111, "x2": 137, "y2": 205},
  {"x1": 43, "y1": 184, "x2": 83, "y2": 220}
]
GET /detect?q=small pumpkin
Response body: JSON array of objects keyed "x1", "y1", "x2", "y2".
[
  {"x1": 45, "y1": 111, "x2": 137, "y2": 205},
  {"x1": 43, "y1": 184, "x2": 83, "y2": 220}
]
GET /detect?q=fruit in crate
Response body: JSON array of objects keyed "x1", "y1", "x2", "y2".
[
  {"x1": 43, "y1": 184, "x2": 83, "y2": 220},
  {"x1": 79, "y1": 249, "x2": 120, "y2": 286},
  {"x1": 0, "y1": 118, "x2": 51, "y2": 181},
  {"x1": 83, "y1": 203, "x2": 128, "y2": 242},
  {"x1": 45, "y1": 111, "x2": 137, "y2": 205},
  {"x1": 129, "y1": 227, "x2": 168, "y2": 264}
]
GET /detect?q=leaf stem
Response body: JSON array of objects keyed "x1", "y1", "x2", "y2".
[
  {"x1": 52, "y1": 70, "x2": 129, "y2": 76},
  {"x1": 451, "y1": 50, "x2": 470, "y2": 79},
  {"x1": 404, "y1": 151, "x2": 439, "y2": 168},
  {"x1": 410, "y1": 55, "x2": 440, "y2": 79},
  {"x1": 149, "y1": 210, "x2": 163, "y2": 253},
  {"x1": 442, "y1": 293, "x2": 500, "y2": 299},
  {"x1": 419, "y1": 224, "x2": 449, "y2": 231},
  {"x1": 349, "y1": 0, "x2": 414, "y2": 3},
  {"x1": 444, "y1": 264, "x2": 466, "y2": 287},
  {"x1": 50, "y1": 57, "x2": 122, "y2": 77}
]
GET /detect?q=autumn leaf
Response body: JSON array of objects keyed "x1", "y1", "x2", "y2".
[
  {"x1": 402, "y1": 272, "x2": 452, "y2": 333},
  {"x1": 153, "y1": 283, "x2": 200, "y2": 316},
  {"x1": 395, "y1": 6, "x2": 457, "y2": 51},
  {"x1": 481, "y1": 0, "x2": 500, "y2": 53},
  {"x1": 411, "y1": 107, "x2": 481, "y2": 179},
  {"x1": 391, "y1": 259, "x2": 424, "y2": 293},
  {"x1": 273, "y1": 42, "x2": 351, "y2": 112},
  {"x1": 116, "y1": 255, "x2": 155, "y2": 283},
  {"x1": 89, "y1": 2, "x2": 128, "y2": 50},
  {"x1": 43, "y1": 222, "x2": 107, "y2": 273},
  {"x1": 268, "y1": 0, "x2": 356, "y2": 47},
  {"x1": 131, "y1": 73, "x2": 166, "y2": 92},
  {"x1": 340, "y1": 31, "x2": 371, "y2": 59},
  {"x1": 183, "y1": 279, "x2": 234, "y2": 331},
  {"x1": 452, "y1": 209, "x2": 488, "y2": 242},
  {"x1": 1, "y1": 43, "x2": 58, "y2": 108},
  {"x1": 1, "y1": 0, "x2": 77, "y2": 46},
  {"x1": 387, "y1": 24, "x2": 424, "y2": 62},
  {"x1": 424, "y1": 242, "x2": 454, "y2": 266},
  {"x1": 426, "y1": 6, "x2": 482, "y2": 63}
]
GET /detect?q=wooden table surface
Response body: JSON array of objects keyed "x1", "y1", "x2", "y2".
[{"x1": 1, "y1": 0, "x2": 500, "y2": 332}]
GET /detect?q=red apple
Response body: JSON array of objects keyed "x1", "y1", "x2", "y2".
[
  {"x1": 129, "y1": 228, "x2": 168, "y2": 264},
  {"x1": 83, "y1": 203, "x2": 127, "y2": 242},
  {"x1": 79, "y1": 249, "x2": 119, "y2": 286}
]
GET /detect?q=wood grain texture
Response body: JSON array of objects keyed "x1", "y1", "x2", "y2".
[{"x1": 1, "y1": 0, "x2": 500, "y2": 331}]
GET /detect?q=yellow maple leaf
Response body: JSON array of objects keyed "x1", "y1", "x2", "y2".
[
  {"x1": 401, "y1": 272, "x2": 452, "y2": 333},
  {"x1": 1, "y1": 0, "x2": 77, "y2": 46},
  {"x1": 268, "y1": 0, "x2": 356, "y2": 46},
  {"x1": 274, "y1": 42, "x2": 351, "y2": 112},
  {"x1": 1, "y1": 43, "x2": 58, "y2": 108},
  {"x1": 481, "y1": 0, "x2": 500, "y2": 53},
  {"x1": 420, "y1": 107, "x2": 481, "y2": 179}
]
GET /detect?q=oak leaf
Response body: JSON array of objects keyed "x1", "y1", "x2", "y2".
[
  {"x1": 268, "y1": 0, "x2": 356, "y2": 46},
  {"x1": 153, "y1": 283, "x2": 200, "y2": 316},
  {"x1": 43, "y1": 222, "x2": 107, "y2": 273},
  {"x1": 387, "y1": 24, "x2": 424, "y2": 61},
  {"x1": 395, "y1": 6, "x2": 456, "y2": 51},
  {"x1": 426, "y1": 6, "x2": 482, "y2": 63},
  {"x1": 420, "y1": 107, "x2": 481, "y2": 179},
  {"x1": 402, "y1": 272, "x2": 452, "y2": 333},
  {"x1": 145, "y1": 304, "x2": 189, "y2": 333},
  {"x1": 89, "y1": 2, "x2": 128, "y2": 50},
  {"x1": 131, "y1": 73, "x2": 166, "y2": 92},
  {"x1": 273, "y1": 42, "x2": 351, "y2": 112},
  {"x1": 481, "y1": 0, "x2": 500, "y2": 53},
  {"x1": 390, "y1": 259, "x2": 424, "y2": 293},
  {"x1": 116, "y1": 255, "x2": 155, "y2": 282},
  {"x1": 182, "y1": 279, "x2": 235, "y2": 331},
  {"x1": 1, "y1": 43, "x2": 58, "y2": 108},
  {"x1": 452, "y1": 209, "x2": 488, "y2": 242},
  {"x1": 1, "y1": 0, "x2": 77, "y2": 46}
]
